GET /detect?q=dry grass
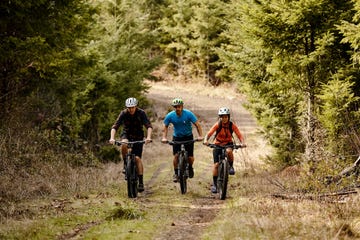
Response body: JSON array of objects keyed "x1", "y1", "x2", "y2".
[{"x1": 2, "y1": 80, "x2": 360, "y2": 239}]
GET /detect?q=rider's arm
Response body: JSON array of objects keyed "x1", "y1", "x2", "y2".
[
  {"x1": 145, "y1": 127, "x2": 153, "y2": 143},
  {"x1": 109, "y1": 128, "x2": 117, "y2": 144},
  {"x1": 194, "y1": 121, "x2": 203, "y2": 141},
  {"x1": 162, "y1": 124, "x2": 169, "y2": 142},
  {"x1": 109, "y1": 110, "x2": 125, "y2": 144},
  {"x1": 203, "y1": 122, "x2": 217, "y2": 145},
  {"x1": 140, "y1": 110, "x2": 153, "y2": 143},
  {"x1": 233, "y1": 124, "x2": 245, "y2": 144}
]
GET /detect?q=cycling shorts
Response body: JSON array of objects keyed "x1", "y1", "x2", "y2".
[
  {"x1": 121, "y1": 134, "x2": 144, "y2": 158},
  {"x1": 212, "y1": 142, "x2": 234, "y2": 163},
  {"x1": 172, "y1": 134, "x2": 194, "y2": 157}
]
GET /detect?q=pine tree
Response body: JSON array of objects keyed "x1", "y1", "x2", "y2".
[{"x1": 220, "y1": 0, "x2": 354, "y2": 166}]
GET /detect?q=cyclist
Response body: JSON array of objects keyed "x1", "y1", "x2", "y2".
[
  {"x1": 109, "y1": 97, "x2": 153, "y2": 192},
  {"x1": 161, "y1": 98, "x2": 204, "y2": 182},
  {"x1": 203, "y1": 107, "x2": 246, "y2": 193}
]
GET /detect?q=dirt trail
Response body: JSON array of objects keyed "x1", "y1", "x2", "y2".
[
  {"x1": 143, "y1": 80, "x2": 270, "y2": 239},
  {"x1": 146, "y1": 80, "x2": 270, "y2": 167},
  {"x1": 146, "y1": 81, "x2": 258, "y2": 134}
]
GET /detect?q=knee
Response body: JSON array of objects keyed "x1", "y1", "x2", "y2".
[{"x1": 227, "y1": 149, "x2": 234, "y2": 159}]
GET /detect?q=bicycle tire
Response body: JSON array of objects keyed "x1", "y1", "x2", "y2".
[
  {"x1": 178, "y1": 152, "x2": 187, "y2": 194},
  {"x1": 126, "y1": 154, "x2": 138, "y2": 198},
  {"x1": 218, "y1": 159, "x2": 229, "y2": 200}
]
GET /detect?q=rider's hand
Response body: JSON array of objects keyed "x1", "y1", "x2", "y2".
[
  {"x1": 161, "y1": 138, "x2": 168, "y2": 143},
  {"x1": 197, "y1": 136, "x2": 204, "y2": 141},
  {"x1": 145, "y1": 138, "x2": 152, "y2": 144},
  {"x1": 109, "y1": 139, "x2": 115, "y2": 145},
  {"x1": 203, "y1": 141, "x2": 209, "y2": 145}
]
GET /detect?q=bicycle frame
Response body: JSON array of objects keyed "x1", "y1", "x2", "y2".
[
  {"x1": 115, "y1": 140, "x2": 145, "y2": 198},
  {"x1": 206, "y1": 143, "x2": 244, "y2": 200},
  {"x1": 166, "y1": 139, "x2": 198, "y2": 194}
]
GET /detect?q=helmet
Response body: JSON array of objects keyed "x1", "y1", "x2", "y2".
[
  {"x1": 125, "y1": 97, "x2": 138, "y2": 107},
  {"x1": 218, "y1": 107, "x2": 230, "y2": 115},
  {"x1": 171, "y1": 98, "x2": 184, "y2": 106}
]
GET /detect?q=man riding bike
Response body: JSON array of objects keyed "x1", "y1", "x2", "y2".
[
  {"x1": 109, "y1": 97, "x2": 153, "y2": 192},
  {"x1": 161, "y1": 98, "x2": 203, "y2": 182},
  {"x1": 203, "y1": 107, "x2": 246, "y2": 193}
]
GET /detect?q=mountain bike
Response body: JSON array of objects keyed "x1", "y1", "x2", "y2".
[
  {"x1": 206, "y1": 143, "x2": 245, "y2": 200},
  {"x1": 115, "y1": 140, "x2": 146, "y2": 198},
  {"x1": 164, "y1": 139, "x2": 199, "y2": 194}
]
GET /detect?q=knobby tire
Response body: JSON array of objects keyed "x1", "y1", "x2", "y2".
[
  {"x1": 218, "y1": 159, "x2": 229, "y2": 200},
  {"x1": 126, "y1": 154, "x2": 138, "y2": 198},
  {"x1": 178, "y1": 152, "x2": 187, "y2": 194}
]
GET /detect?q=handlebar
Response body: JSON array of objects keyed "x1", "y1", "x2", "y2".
[
  {"x1": 205, "y1": 143, "x2": 246, "y2": 150},
  {"x1": 163, "y1": 139, "x2": 200, "y2": 146},
  {"x1": 114, "y1": 140, "x2": 148, "y2": 146}
]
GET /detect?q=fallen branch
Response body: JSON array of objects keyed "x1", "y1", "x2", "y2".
[
  {"x1": 325, "y1": 155, "x2": 360, "y2": 185},
  {"x1": 272, "y1": 189, "x2": 358, "y2": 201}
]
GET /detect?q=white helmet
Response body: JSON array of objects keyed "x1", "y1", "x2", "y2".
[
  {"x1": 218, "y1": 107, "x2": 230, "y2": 115},
  {"x1": 171, "y1": 98, "x2": 184, "y2": 106},
  {"x1": 125, "y1": 97, "x2": 138, "y2": 107}
]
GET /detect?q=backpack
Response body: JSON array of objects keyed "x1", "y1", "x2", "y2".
[{"x1": 214, "y1": 120, "x2": 233, "y2": 139}]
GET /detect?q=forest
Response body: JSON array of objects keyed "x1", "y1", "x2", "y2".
[
  {"x1": 4, "y1": 0, "x2": 360, "y2": 238},
  {"x1": 2, "y1": 0, "x2": 360, "y2": 204}
]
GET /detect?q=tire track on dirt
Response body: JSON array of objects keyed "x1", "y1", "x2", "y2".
[{"x1": 144, "y1": 81, "x2": 259, "y2": 240}]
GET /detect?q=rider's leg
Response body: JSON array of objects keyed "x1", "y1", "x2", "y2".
[
  {"x1": 135, "y1": 156, "x2": 144, "y2": 175},
  {"x1": 226, "y1": 148, "x2": 235, "y2": 175},
  {"x1": 211, "y1": 149, "x2": 220, "y2": 193},
  {"x1": 226, "y1": 148, "x2": 234, "y2": 164},
  {"x1": 213, "y1": 162, "x2": 218, "y2": 183},
  {"x1": 187, "y1": 141, "x2": 195, "y2": 178},
  {"x1": 121, "y1": 144, "x2": 128, "y2": 173},
  {"x1": 173, "y1": 153, "x2": 179, "y2": 182},
  {"x1": 121, "y1": 144, "x2": 127, "y2": 161},
  {"x1": 131, "y1": 143, "x2": 145, "y2": 191},
  {"x1": 188, "y1": 156, "x2": 194, "y2": 165},
  {"x1": 135, "y1": 156, "x2": 145, "y2": 192},
  {"x1": 188, "y1": 156, "x2": 194, "y2": 178},
  {"x1": 212, "y1": 163, "x2": 219, "y2": 193},
  {"x1": 172, "y1": 141, "x2": 180, "y2": 177},
  {"x1": 173, "y1": 153, "x2": 179, "y2": 172}
]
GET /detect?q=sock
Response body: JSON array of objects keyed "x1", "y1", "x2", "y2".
[
  {"x1": 213, "y1": 176, "x2": 217, "y2": 186},
  {"x1": 139, "y1": 175, "x2": 143, "y2": 184}
]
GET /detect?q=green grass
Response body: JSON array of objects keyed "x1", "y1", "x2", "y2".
[{"x1": 2, "y1": 128, "x2": 360, "y2": 239}]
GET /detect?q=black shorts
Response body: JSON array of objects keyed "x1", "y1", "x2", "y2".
[
  {"x1": 212, "y1": 142, "x2": 234, "y2": 163},
  {"x1": 121, "y1": 134, "x2": 144, "y2": 158},
  {"x1": 172, "y1": 135, "x2": 194, "y2": 157},
  {"x1": 130, "y1": 142, "x2": 144, "y2": 158}
]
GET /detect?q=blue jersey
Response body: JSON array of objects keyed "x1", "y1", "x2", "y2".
[{"x1": 164, "y1": 109, "x2": 198, "y2": 137}]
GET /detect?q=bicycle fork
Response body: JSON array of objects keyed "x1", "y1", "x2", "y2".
[{"x1": 179, "y1": 151, "x2": 189, "y2": 179}]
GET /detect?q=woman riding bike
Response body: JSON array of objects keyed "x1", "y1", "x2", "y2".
[{"x1": 203, "y1": 107, "x2": 246, "y2": 193}]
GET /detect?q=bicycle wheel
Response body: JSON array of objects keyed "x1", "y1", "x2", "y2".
[
  {"x1": 218, "y1": 159, "x2": 229, "y2": 200},
  {"x1": 178, "y1": 152, "x2": 187, "y2": 194},
  {"x1": 126, "y1": 154, "x2": 138, "y2": 198}
]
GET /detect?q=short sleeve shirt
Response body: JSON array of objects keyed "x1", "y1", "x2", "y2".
[
  {"x1": 164, "y1": 109, "x2": 197, "y2": 137},
  {"x1": 111, "y1": 108, "x2": 152, "y2": 140}
]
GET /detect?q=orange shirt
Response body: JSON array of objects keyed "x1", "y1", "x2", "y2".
[{"x1": 207, "y1": 121, "x2": 244, "y2": 145}]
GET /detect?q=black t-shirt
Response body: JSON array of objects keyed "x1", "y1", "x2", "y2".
[{"x1": 111, "y1": 108, "x2": 152, "y2": 140}]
